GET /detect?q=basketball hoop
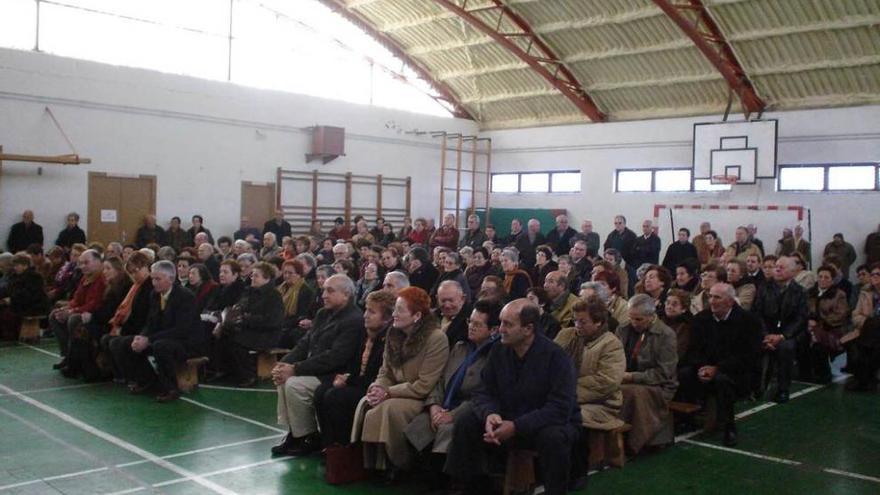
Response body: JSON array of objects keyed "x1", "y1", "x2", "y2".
[{"x1": 711, "y1": 174, "x2": 739, "y2": 185}]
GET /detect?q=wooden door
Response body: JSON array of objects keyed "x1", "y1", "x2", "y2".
[
  {"x1": 87, "y1": 173, "x2": 156, "y2": 245},
  {"x1": 241, "y1": 181, "x2": 276, "y2": 228}
]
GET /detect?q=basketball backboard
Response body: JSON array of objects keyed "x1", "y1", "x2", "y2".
[{"x1": 693, "y1": 120, "x2": 778, "y2": 184}]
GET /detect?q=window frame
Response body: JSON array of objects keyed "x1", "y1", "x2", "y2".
[
  {"x1": 490, "y1": 170, "x2": 582, "y2": 194},
  {"x1": 777, "y1": 163, "x2": 880, "y2": 192},
  {"x1": 614, "y1": 167, "x2": 731, "y2": 193}
]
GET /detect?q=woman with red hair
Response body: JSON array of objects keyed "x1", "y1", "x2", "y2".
[{"x1": 353, "y1": 286, "x2": 449, "y2": 480}]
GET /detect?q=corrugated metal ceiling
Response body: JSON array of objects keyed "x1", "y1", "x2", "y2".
[{"x1": 329, "y1": 0, "x2": 880, "y2": 129}]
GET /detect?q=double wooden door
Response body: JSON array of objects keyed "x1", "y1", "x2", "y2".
[{"x1": 87, "y1": 173, "x2": 156, "y2": 245}]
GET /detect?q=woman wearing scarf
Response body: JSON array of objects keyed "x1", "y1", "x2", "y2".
[
  {"x1": 405, "y1": 298, "x2": 502, "y2": 455},
  {"x1": 353, "y1": 287, "x2": 449, "y2": 480},
  {"x1": 500, "y1": 248, "x2": 532, "y2": 300},
  {"x1": 103, "y1": 252, "x2": 153, "y2": 383},
  {"x1": 188, "y1": 264, "x2": 219, "y2": 314},
  {"x1": 276, "y1": 259, "x2": 315, "y2": 349}
]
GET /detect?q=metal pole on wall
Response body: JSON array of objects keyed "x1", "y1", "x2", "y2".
[
  {"x1": 455, "y1": 134, "x2": 462, "y2": 226},
  {"x1": 439, "y1": 133, "x2": 447, "y2": 222},
  {"x1": 485, "y1": 138, "x2": 492, "y2": 226}
]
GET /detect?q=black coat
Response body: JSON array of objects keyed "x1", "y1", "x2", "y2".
[
  {"x1": 545, "y1": 226, "x2": 578, "y2": 256},
  {"x1": 661, "y1": 241, "x2": 699, "y2": 273},
  {"x1": 753, "y1": 281, "x2": 809, "y2": 341},
  {"x1": 281, "y1": 301, "x2": 364, "y2": 379},
  {"x1": 233, "y1": 283, "x2": 285, "y2": 350},
  {"x1": 263, "y1": 219, "x2": 292, "y2": 240},
  {"x1": 207, "y1": 279, "x2": 245, "y2": 312},
  {"x1": 86, "y1": 279, "x2": 132, "y2": 334},
  {"x1": 345, "y1": 326, "x2": 389, "y2": 388},
  {"x1": 120, "y1": 278, "x2": 153, "y2": 336},
  {"x1": 142, "y1": 285, "x2": 201, "y2": 349},
  {"x1": 604, "y1": 228, "x2": 637, "y2": 266},
  {"x1": 632, "y1": 234, "x2": 661, "y2": 268},
  {"x1": 686, "y1": 305, "x2": 763, "y2": 392},
  {"x1": 135, "y1": 226, "x2": 166, "y2": 248},
  {"x1": 187, "y1": 226, "x2": 214, "y2": 245},
  {"x1": 472, "y1": 334, "x2": 581, "y2": 434},
  {"x1": 409, "y1": 262, "x2": 439, "y2": 293},
  {"x1": 459, "y1": 229, "x2": 488, "y2": 250},
  {"x1": 165, "y1": 228, "x2": 192, "y2": 252},
  {"x1": 55, "y1": 226, "x2": 86, "y2": 249},
  {"x1": 7, "y1": 222, "x2": 43, "y2": 252},
  {"x1": 9, "y1": 268, "x2": 49, "y2": 316},
  {"x1": 435, "y1": 304, "x2": 472, "y2": 348}
]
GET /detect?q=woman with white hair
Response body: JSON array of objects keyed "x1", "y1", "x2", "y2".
[
  {"x1": 614, "y1": 294, "x2": 678, "y2": 454},
  {"x1": 500, "y1": 248, "x2": 532, "y2": 300}
]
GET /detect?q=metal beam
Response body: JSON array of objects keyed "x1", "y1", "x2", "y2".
[
  {"x1": 652, "y1": 0, "x2": 765, "y2": 116},
  {"x1": 434, "y1": 0, "x2": 606, "y2": 122},
  {"x1": 315, "y1": 0, "x2": 475, "y2": 120}
]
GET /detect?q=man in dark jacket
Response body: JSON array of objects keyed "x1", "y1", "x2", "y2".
[
  {"x1": 604, "y1": 215, "x2": 637, "y2": 284},
  {"x1": 752, "y1": 256, "x2": 808, "y2": 403},
  {"x1": 263, "y1": 209, "x2": 292, "y2": 241},
  {"x1": 435, "y1": 280, "x2": 471, "y2": 347},
  {"x1": 271, "y1": 274, "x2": 364, "y2": 456},
  {"x1": 459, "y1": 214, "x2": 487, "y2": 250},
  {"x1": 445, "y1": 299, "x2": 583, "y2": 495},
  {"x1": 662, "y1": 228, "x2": 698, "y2": 273},
  {"x1": 55, "y1": 212, "x2": 87, "y2": 249},
  {"x1": 114, "y1": 260, "x2": 200, "y2": 402},
  {"x1": 7, "y1": 210, "x2": 43, "y2": 253},
  {"x1": 135, "y1": 214, "x2": 165, "y2": 248},
  {"x1": 545, "y1": 214, "x2": 577, "y2": 257},
  {"x1": 631, "y1": 219, "x2": 661, "y2": 268},
  {"x1": 681, "y1": 284, "x2": 762, "y2": 446}
]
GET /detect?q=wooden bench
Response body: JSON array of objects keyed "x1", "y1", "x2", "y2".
[
  {"x1": 503, "y1": 450, "x2": 537, "y2": 495},
  {"x1": 253, "y1": 348, "x2": 291, "y2": 380},
  {"x1": 18, "y1": 316, "x2": 44, "y2": 343},
  {"x1": 176, "y1": 357, "x2": 209, "y2": 393},
  {"x1": 669, "y1": 401, "x2": 701, "y2": 416},
  {"x1": 588, "y1": 423, "x2": 632, "y2": 469}
]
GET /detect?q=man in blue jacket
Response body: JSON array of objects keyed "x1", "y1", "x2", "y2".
[{"x1": 444, "y1": 299, "x2": 583, "y2": 495}]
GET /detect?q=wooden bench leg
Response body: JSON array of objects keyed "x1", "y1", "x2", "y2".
[
  {"x1": 18, "y1": 318, "x2": 42, "y2": 343},
  {"x1": 256, "y1": 352, "x2": 277, "y2": 380},
  {"x1": 606, "y1": 429, "x2": 626, "y2": 468},
  {"x1": 504, "y1": 450, "x2": 536, "y2": 495},
  {"x1": 587, "y1": 429, "x2": 606, "y2": 469},
  {"x1": 177, "y1": 357, "x2": 208, "y2": 393}
]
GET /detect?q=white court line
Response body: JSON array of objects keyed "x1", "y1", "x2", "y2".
[
  {"x1": 200, "y1": 384, "x2": 276, "y2": 393},
  {"x1": 0, "y1": 382, "x2": 101, "y2": 398},
  {"x1": 19, "y1": 343, "x2": 62, "y2": 358},
  {"x1": 104, "y1": 456, "x2": 295, "y2": 495},
  {"x1": 0, "y1": 434, "x2": 280, "y2": 491},
  {"x1": 180, "y1": 397, "x2": 286, "y2": 434},
  {"x1": 681, "y1": 439, "x2": 803, "y2": 466},
  {"x1": 823, "y1": 468, "x2": 880, "y2": 484},
  {"x1": 0, "y1": 384, "x2": 238, "y2": 495}
]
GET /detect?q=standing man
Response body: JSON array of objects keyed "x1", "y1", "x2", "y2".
[
  {"x1": 791, "y1": 225, "x2": 811, "y2": 269},
  {"x1": 135, "y1": 215, "x2": 165, "y2": 248},
  {"x1": 459, "y1": 214, "x2": 487, "y2": 250},
  {"x1": 7, "y1": 210, "x2": 43, "y2": 253},
  {"x1": 752, "y1": 256, "x2": 808, "y2": 403},
  {"x1": 444, "y1": 299, "x2": 582, "y2": 495},
  {"x1": 747, "y1": 224, "x2": 765, "y2": 256},
  {"x1": 234, "y1": 216, "x2": 262, "y2": 241},
  {"x1": 545, "y1": 214, "x2": 577, "y2": 257},
  {"x1": 430, "y1": 213, "x2": 460, "y2": 250},
  {"x1": 520, "y1": 219, "x2": 545, "y2": 269},
  {"x1": 571, "y1": 220, "x2": 600, "y2": 257},
  {"x1": 725, "y1": 226, "x2": 762, "y2": 262},
  {"x1": 823, "y1": 233, "x2": 857, "y2": 280},
  {"x1": 662, "y1": 228, "x2": 698, "y2": 273},
  {"x1": 264, "y1": 209, "x2": 292, "y2": 241},
  {"x1": 604, "y1": 215, "x2": 637, "y2": 282},
  {"x1": 864, "y1": 223, "x2": 880, "y2": 265},
  {"x1": 55, "y1": 212, "x2": 86, "y2": 250},
  {"x1": 694, "y1": 222, "x2": 722, "y2": 266},
  {"x1": 631, "y1": 219, "x2": 661, "y2": 268}
]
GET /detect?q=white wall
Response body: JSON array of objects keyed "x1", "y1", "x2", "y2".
[
  {"x1": 486, "y1": 105, "x2": 880, "y2": 271},
  {"x1": 0, "y1": 47, "x2": 477, "y2": 247}
]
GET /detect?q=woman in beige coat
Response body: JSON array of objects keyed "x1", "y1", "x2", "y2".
[
  {"x1": 353, "y1": 287, "x2": 449, "y2": 475},
  {"x1": 555, "y1": 297, "x2": 626, "y2": 430}
]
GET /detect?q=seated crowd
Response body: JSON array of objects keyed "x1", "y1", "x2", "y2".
[{"x1": 2, "y1": 209, "x2": 880, "y2": 494}]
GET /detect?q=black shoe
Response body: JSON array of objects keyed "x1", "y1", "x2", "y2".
[
  {"x1": 270, "y1": 433, "x2": 298, "y2": 456},
  {"x1": 723, "y1": 425, "x2": 738, "y2": 447},
  {"x1": 286, "y1": 433, "x2": 321, "y2": 457},
  {"x1": 155, "y1": 390, "x2": 181, "y2": 403},
  {"x1": 60, "y1": 366, "x2": 78, "y2": 379},
  {"x1": 52, "y1": 359, "x2": 68, "y2": 370},
  {"x1": 773, "y1": 390, "x2": 790, "y2": 403}
]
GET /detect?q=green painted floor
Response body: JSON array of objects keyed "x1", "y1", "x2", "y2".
[{"x1": 1, "y1": 341, "x2": 878, "y2": 494}]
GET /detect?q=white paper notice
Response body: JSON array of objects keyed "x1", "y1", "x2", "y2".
[{"x1": 101, "y1": 209, "x2": 117, "y2": 222}]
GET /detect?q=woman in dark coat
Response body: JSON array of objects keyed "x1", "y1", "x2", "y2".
[
  {"x1": 187, "y1": 215, "x2": 214, "y2": 245},
  {"x1": 66, "y1": 257, "x2": 132, "y2": 380},
  {"x1": 500, "y1": 248, "x2": 532, "y2": 300},
  {"x1": 103, "y1": 252, "x2": 153, "y2": 382},
  {"x1": 314, "y1": 290, "x2": 393, "y2": 447},
  {"x1": 204, "y1": 259, "x2": 246, "y2": 379},
  {"x1": 188, "y1": 263, "x2": 219, "y2": 314},
  {"x1": 464, "y1": 247, "x2": 493, "y2": 296},
  {"x1": 220, "y1": 262, "x2": 284, "y2": 386},
  {"x1": 276, "y1": 259, "x2": 315, "y2": 349},
  {"x1": 806, "y1": 265, "x2": 851, "y2": 383},
  {"x1": 3, "y1": 254, "x2": 50, "y2": 340},
  {"x1": 430, "y1": 252, "x2": 472, "y2": 304},
  {"x1": 531, "y1": 245, "x2": 558, "y2": 288}
]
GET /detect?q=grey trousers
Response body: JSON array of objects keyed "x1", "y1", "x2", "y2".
[{"x1": 276, "y1": 375, "x2": 323, "y2": 437}]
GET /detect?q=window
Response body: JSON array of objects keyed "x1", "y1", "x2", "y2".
[
  {"x1": 0, "y1": 0, "x2": 454, "y2": 117},
  {"x1": 615, "y1": 168, "x2": 731, "y2": 192},
  {"x1": 778, "y1": 163, "x2": 880, "y2": 192},
  {"x1": 491, "y1": 171, "x2": 581, "y2": 193}
]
